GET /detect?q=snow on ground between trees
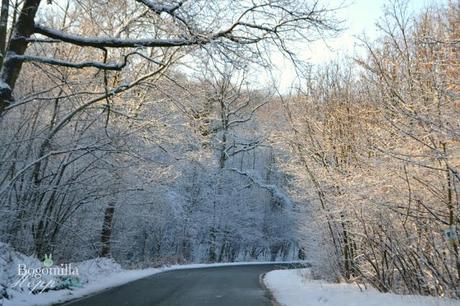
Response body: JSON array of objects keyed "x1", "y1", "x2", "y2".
[{"x1": 264, "y1": 269, "x2": 460, "y2": 306}]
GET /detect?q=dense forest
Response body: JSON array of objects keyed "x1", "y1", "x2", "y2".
[
  {"x1": 0, "y1": 0, "x2": 458, "y2": 301},
  {"x1": 282, "y1": 2, "x2": 460, "y2": 297}
]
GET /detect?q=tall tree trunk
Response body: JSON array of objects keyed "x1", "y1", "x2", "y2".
[
  {"x1": 100, "y1": 201, "x2": 115, "y2": 257},
  {"x1": 0, "y1": 0, "x2": 9, "y2": 68},
  {"x1": 0, "y1": 0, "x2": 41, "y2": 112},
  {"x1": 219, "y1": 131, "x2": 227, "y2": 169},
  {"x1": 341, "y1": 212, "x2": 351, "y2": 280},
  {"x1": 208, "y1": 226, "x2": 217, "y2": 262},
  {"x1": 218, "y1": 96, "x2": 228, "y2": 169},
  {"x1": 443, "y1": 143, "x2": 460, "y2": 283}
]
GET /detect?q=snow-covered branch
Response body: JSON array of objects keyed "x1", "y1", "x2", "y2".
[
  {"x1": 7, "y1": 54, "x2": 127, "y2": 70},
  {"x1": 227, "y1": 167, "x2": 292, "y2": 207}
]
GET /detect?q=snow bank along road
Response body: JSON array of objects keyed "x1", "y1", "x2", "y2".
[{"x1": 57, "y1": 263, "x2": 305, "y2": 306}]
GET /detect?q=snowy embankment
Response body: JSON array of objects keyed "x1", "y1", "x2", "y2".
[
  {"x1": 1, "y1": 258, "x2": 157, "y2": 306},
  {"x1": 264, "y1": 269, "x2": 460, "y2": 306},
  {"x1": 0, "y1": 240, "x2": 161, "y2": 306}
]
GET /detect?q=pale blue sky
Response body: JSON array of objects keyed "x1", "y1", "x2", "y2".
[
  {"x1": 267, "y1": 0, "x2": 447, "y2": 91},
  {"x1": 341, "y1": 0, "x2": 430, "y2": 38}
]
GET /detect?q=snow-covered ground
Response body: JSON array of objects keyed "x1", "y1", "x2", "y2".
[
  {"x1": 2, "y1": 260, "x2": 157, "y2": 306},
  {"x1": 264, "y1": 269, "x2": 460, "y2": 306},
  {"x1": 0, "y1": 242, "x2": 304, "y2": 306},
  {"x1": 0, "y1": 241, "x2": 159, "y2": 306},
  {"x1": 3, "y1": 262, "x2": 303, "y2": 306}
]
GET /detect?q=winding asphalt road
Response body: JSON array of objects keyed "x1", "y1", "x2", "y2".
[{"x1": 58, "y1": 263, "x2": 304, "y2": 306}]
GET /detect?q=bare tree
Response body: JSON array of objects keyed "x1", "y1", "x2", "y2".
[
  {"x1": 279, "y1": 1, "x2": 460, "y2": 297},
  {"x1": 0, "y1": 0, "x2": 338, "y2": 114}
]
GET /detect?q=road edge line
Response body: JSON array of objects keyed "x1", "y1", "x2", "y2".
[{"x1": 259, "y1": 272, "x2": 281, "y2": 306}]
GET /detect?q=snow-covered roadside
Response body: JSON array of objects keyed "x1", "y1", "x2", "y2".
[
  {"x1": 264, "y1": 269, "x2": 460, "y2": 306},
  {"x1": 1, "y1": 241, "x2": 305, "y2": 306},
  {"x1": 4, "y1": 262, "x2": 305, "y2": 306},
  {"x1": 2, "y1": 263, "x2": 159, "y2": 306}
]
